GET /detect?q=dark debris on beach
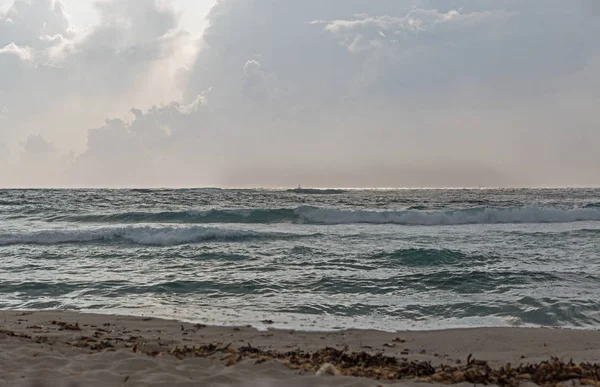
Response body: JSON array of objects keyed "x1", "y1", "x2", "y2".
[
  {"x1": 4, "y1": 324, "x2": 600, "y2": 386},
  {"x1": 152, "y1": 342, "x2": 600, "y2": 386}
]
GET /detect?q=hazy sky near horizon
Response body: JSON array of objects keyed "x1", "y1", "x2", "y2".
[{"x1": 1, "y1": 0, "x2": 599, "y2": 188}]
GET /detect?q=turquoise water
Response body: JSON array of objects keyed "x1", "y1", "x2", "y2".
[{"x1": 1, "y1": 188, "x2": 600, "y2": 331}]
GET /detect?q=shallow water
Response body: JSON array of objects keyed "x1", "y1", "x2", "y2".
[{"x1": 1, "y1": 188, "x2": 600, "y2": 331}]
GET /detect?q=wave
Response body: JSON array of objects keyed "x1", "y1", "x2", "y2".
[
  {"x1": 47, "y1": 209, "x2": 297, "y2": 224},
  {"x1": 295, "y1": 205, "x2": 600, "y2": 225},
  {"x1": 0, "y1": 226, "x2": 309, "y2": 246},
  {"x1": 45, "y1": 205, "x2": 600, "y2": 226},
  {"x1": 503, "y1": 228, "x2": 600, "y2": 237},
  {"x1": 371, "y1": 248, "x2": 487, "y2": 267}
]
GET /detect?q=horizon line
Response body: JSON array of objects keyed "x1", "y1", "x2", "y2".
[{"x1": 1, "y1": 185, "x2": 599, "y2": 190}]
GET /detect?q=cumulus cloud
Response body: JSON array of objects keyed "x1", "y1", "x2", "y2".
[
  {"x1": 0, "y1": 42, "x2": 32, "y2": 60},
  {"x1": 69, "y1": 94, "x2": 218, "y2": 187},
  {"x1": 0, "y1": 0, "x2": 73, "y2": 49},
  {"x1": 2, "y1": 0, "x2": 600, "y2": 187},
  {"x1": 0, "y1": 0, "x2": 193, "y2": 155}
]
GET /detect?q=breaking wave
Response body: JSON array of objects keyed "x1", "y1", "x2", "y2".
[
  {"x1": 46, "y1": 205, "x2": 600, "y2": 225},
  {"x1": 0, "y1": 226, "x2": 307, "y2": 246}
]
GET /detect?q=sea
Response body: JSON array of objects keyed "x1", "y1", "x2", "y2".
[{"x1": 1, "y1": 188, "x2": 600, "y2": 332}]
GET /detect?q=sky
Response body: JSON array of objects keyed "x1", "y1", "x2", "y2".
[{"x1": 0, "y1": 0, "x2": 599, "y2": 188}]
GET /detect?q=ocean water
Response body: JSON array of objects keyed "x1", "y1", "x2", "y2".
[{"x1": 1, "y1": 188, "x2": 600, "y2": 331}]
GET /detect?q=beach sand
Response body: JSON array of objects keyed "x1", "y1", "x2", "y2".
[{"x1": 2, "y1": 311, "x2": 600, "y2": 386}]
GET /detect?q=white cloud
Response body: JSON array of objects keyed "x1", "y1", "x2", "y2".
[
  {"x1": 0, "y1": 42, "x2": 32, "y2": 60},
  {"x1": 243, "y1": 60, "x2": 260, "y2": 76},
  {"x1": 0, "y1": 0, "x2": 73, "y2": 49},
  {"x1": 0, "y1": 0, "x2": 194, "y2": 155}
]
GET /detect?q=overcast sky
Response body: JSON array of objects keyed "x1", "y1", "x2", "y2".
[{"x1": 1, "y1": 0, "x2": 599, "y2": 188}]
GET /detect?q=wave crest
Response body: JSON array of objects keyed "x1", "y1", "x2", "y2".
[
  {"x1": 48, "y1": 209, "x2": 297, "y2": 224},
  {"x1": 45, "y1": 205, "x2": 600, "y2": 226},
  {"x1": 0, "y1": 226, "x2": 302, "y2": 246}
]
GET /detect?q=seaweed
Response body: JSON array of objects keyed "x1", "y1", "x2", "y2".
[{"x1": 6, "y1": 324, "x2": 600, "y2": 386}]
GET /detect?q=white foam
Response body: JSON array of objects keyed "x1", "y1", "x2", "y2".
[
  {"x1": 295, "y1": 205, "x2": 600, "y2": 225},
  {"x1": 0, "y1": 226, "x2": 269, "y2": 246}
]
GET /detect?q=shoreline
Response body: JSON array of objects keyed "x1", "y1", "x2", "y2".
[
  {"x1": 3, "y1": 311, "x2": 600, "y2": 386},
  {"x1": 10, "y1": 307, "x2": 597, "y2": 334},
  {"x1": 9, "y1": 307, "x2": 558, "y2": 334}
]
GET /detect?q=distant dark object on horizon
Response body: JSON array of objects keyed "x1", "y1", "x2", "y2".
[{"x1": 286, "y1": 186, "x2": 347, "y2": 195}]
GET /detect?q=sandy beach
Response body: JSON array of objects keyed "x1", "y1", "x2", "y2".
[{"x1": 2, "y1": 311, "x2": 600, "y2": 386}]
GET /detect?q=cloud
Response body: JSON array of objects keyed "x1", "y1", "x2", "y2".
[
  {"x1": 3, "y1": 134, "x2": 70, "y2": 187},
  {"x1": 315, "y1": 4, "x2": 595, "y2": 101},
  {"x1": 0, "y1": 0, "x2": 73, "y2": 50},
  {"x1": 0, "y1": 0, "x2": 193, "y2": 154},
  {"x1": 70, "y1": 94, "x2": 216, "y2": 187},
  {"x1": 242, "y1": 60, "x2": 266, "y2": 99},
  {"x1": 23, "y1": 134, "x2": 55, "y2": 155},
  {"x1": 3, "y1": 0, "x2": 600, "y2": 187},
  {"x1": 67, "y1": 0, "x2": 600, "y2": 187},
  {"x1": 321, "y1": 8, "x2": 509, "y2": 37},
  {"x1": 0, "y1": 42, "x2": 32, "y2": 60}
]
